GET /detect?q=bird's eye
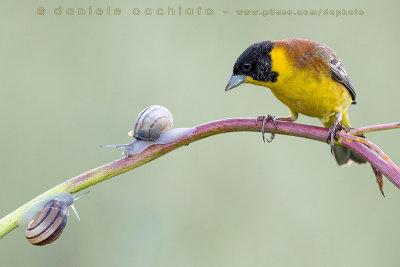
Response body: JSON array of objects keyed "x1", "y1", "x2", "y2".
[{"x1": 242, "y1": 63, "x2": 251, "y2": 71}]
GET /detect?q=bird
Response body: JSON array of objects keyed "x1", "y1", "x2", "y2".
[
  {"x1": 225, "y1": 38, "x2": 386, "y2": 195},
  {"x1": 225, "y1": 38, "x2": 365, "y2": 165}
]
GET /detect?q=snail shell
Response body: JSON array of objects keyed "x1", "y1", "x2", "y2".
[
  {"x1": 25, "y1": 199, "x2": 68, "y2": 246},
  {"x1": 21, "y1": 192, "x2": 88, "y2": 246},
  {"x1": 129, "y1": 105, "x2": 173, "y2": 141}
]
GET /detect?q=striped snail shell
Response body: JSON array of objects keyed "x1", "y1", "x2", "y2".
[
  {"x1": 22, "y1": 192, "x2": 88, "y2": 246},
  {"x1": 128, "y1": 105, "x2": 173, "y2": 141},
  {"x1": 25, "y1": 199, "x2": 68, "y2": 246}
]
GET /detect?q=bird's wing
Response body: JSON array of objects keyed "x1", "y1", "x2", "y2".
[{"x1": 312, "y1": 45, "x2": 357, "y2": 104}]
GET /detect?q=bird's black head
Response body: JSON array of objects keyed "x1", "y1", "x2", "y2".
[{"x1": 225, "y1": 41, "x2": 278, "y2": 91}]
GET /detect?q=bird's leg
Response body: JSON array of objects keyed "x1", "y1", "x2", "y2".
[
  {"x1": 256, "y1": 111, "x2": 298, "y2": 143},
  {"x1": 326, "y1": 112, "x2": 350, "y2": 154},
  {"x1": 275, "y1": 111, "x2": 298, "y2": 123}
]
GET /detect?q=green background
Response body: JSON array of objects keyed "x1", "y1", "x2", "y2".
[{"x1": 1, "y1": 0, "x2": 399, "y2": 266}]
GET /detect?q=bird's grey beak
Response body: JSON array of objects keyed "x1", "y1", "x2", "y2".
[{"x1": 225, "y1": 75, "x2": 247, "y2": 91}]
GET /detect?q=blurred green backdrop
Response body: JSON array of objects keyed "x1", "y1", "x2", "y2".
[{"x1": 1, "y1": 0, "x2": 399, "y2": 266}]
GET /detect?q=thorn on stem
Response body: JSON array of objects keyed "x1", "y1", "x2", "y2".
[{"x1": 372, "y1": 166, "x2": 385, "y2": 197}]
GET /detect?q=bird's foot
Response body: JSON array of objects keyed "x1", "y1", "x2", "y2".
[
  {"x1": 256, "y1": 115, "x2": 278, "y2": 143},
  {"x1": 326, "y1": 121, "x2": 350, "y2": 154}
]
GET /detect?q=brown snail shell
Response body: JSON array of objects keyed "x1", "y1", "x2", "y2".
[
  {"x1": 25, "y1": 199, "x2": 68, "y2": 246},
  {"x1": 128, "y1": 105, "x2": 173, "y2": 141}
]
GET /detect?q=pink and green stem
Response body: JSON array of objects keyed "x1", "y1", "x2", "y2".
[{"x1": 0, "y1": 118, "x2": 399, "y2": 239}]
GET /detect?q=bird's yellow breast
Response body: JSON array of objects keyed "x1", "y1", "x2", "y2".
[{"x1": 248, "y1": 47, "x2": 352, "y2": 119}]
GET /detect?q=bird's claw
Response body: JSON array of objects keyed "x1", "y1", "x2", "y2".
[
  {"x1": 256, "y1": 115, "x2": 277, "y2": 143},
  {"x1": 326, "y1": 122, "x2": 349, "y2": 154}
]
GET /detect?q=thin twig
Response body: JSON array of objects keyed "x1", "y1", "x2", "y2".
[
  {"x1": 349, "y1": 122, "x2": 400, "y2": 135},
  {"x1": 0, "y1": 118, "x2": 399, "y2": 240},
  {"x1": 342, "y1": 134, "x2": 400, "y2": 175}
]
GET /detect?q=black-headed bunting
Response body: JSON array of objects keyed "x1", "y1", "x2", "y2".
[{"x1": 225, "y1": 38, "x2": 384, "y2": 195}]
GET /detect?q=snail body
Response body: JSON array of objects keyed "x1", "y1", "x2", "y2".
[
  {"x1": 20, "y1": 192, "x2": 88, "y2": 246},
  {"x1": 129, "y1": 105, "x2": 173, "y2": 141},
  {"x1": 122, "y1": 127, "x2": 196, "y2": 156},
  {"x1": 102, "y1": 105, "x2": 196, "y2": 157}
]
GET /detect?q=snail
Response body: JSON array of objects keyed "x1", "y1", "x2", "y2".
[
  {"x1": 102, "y1": 105, "x2": 196, "y2": 157},
  {"x1": 19, "y1": 192, "x2": 88, "y2": 246}
]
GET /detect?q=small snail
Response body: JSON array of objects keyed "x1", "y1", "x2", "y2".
[
  {"x1": 20, "y1": 192, "x2": 88, "y2": 246},
  {"x1": 25, "y1": 199, "x2": 68, "y2": 246},
  {"x1": 102, "y1": 105, "x2": 195, "y2": 157},
  {"x1": 128, "y1": 105, "x2": 173, "y2": 141}
]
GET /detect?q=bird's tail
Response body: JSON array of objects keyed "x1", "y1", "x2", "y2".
[
  {"x1": 322, "y1": 113, "x2": 384, "y2": 195},
  {"x1": 323, "y1": 112, "x2": 367, "y2": 166},
  {"x1": 332, "y1": 145, "x2": 367, "y2": 165}
]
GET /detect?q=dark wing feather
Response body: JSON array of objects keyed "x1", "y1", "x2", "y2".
[{"x1": 313, "y1": 45, "x2": 357, "y2": 104}]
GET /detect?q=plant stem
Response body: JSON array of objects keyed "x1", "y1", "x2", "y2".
[
  {"x1": 0, "y1": 118, "x2": 399, "y2": 239},
  {"x1": 343, "y1": 134, "x2": 400, "y2": 174},
  {"x1": 349, "y1": 122, "x2": 400, "y2": 135}
]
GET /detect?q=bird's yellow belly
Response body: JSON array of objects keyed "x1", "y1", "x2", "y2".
[{"x1": 268, "y1": 72, "x2": 352, "y2": 118}]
